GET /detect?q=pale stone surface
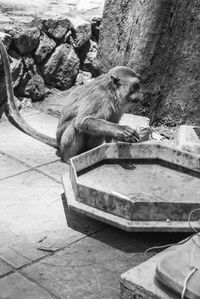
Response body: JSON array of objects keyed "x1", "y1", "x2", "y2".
[
  {"x1": 21, "y1": 226, "x2": 185, "y2": 299},
  {"x1": 120, "y1": 249, "x2": 175, "y2": 299},
  {"x1": 0, "y1": 168, "x2": 103, "y2": 268},
  {"x1": 0, "y1": 171, "x2": 103, "y2": 268},
  {"x1": 75, "y1": 70, "x2": 92, "y2": 85},
  {"x1": 21, "y1": 226, "x2": 153, "y2": 299},
  {"x1": 38, "y1": 160, "x2": 69, "y2": 183},
  {"x1": 0, "y1": 113, "x2": 58, "y2": 166},
  {"x1": 0, "y1": 258, "x2": 14, "y2": 277},
  {"x1": 0, "y1": 153, "x2": 29, "y2": 180},
  {"x1": 175, "y1": 125, "x2": 200, "y2": 155},
  {"x1": 0, "y1": 273, "x2": 54, "y2": 298}
]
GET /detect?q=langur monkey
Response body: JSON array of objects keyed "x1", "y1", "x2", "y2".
[{"x1": 0, "y1": 39, "x2": 142, "y2": 162}]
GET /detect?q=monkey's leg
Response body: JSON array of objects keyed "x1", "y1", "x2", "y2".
[
  {"x1": 60, "y1": 123, "x2": 84, "y2": 162},
  {"x1": 75, "y1": 117, "x2": 140, "y2": 142}
]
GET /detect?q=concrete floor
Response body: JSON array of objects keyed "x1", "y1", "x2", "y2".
[{"x1": 0, "y1": 109, "x2": 188, "y2": 298}]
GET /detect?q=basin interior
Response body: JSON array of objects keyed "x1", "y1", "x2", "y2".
[{"x1": 77, "y1": 159, "x2": 200, "y2": 203}]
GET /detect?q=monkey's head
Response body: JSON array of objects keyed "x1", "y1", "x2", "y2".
[{"x1": 108, "y1": 66, "x2": 143, "y2": 104}]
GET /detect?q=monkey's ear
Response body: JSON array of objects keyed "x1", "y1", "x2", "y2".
[{"x1": 111, "y1": 75, "x2": 120, "y2": 85}]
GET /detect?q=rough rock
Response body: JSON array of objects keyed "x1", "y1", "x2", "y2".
[
  {"x1": 40, "y1": 15, "x2": 71, "y2": 41},
  {"x1": 16, "y1": 68, "x2": 45, "y2": 101},
  {"x1": 91, "y1": 17, "x2": 101, "y2": 42},
  {"x1": 11, "y1": 27, "x2": 40, "y2": 55},
  {"x1": 19, "y1": 97, "x2": 33, "y2": 109},
  {"x1": 41, "y1": 44, "x2": 80, "y2": 90},
  {"x1": 75, "y1": 70, "x2": 92, "y2": 85},
  {"x1": 34, "y1": 33, "x2": 56, "y2": 64},
  {"x1": 83, "y1": 39, "x2": 98, "y2": 75},
  {"x1": 8, "y1": 50, "x2": 24, "y2": 88},
  {"x1": 69, "y1": 16, "x2": 91, "y2": 48},
  {"x1": 23, "y1": 55, "x2": 35, "y2": 69}
]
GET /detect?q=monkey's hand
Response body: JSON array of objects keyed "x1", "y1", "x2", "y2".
[{"x1": 115, "y1": 126, "x2": 140, "y2": 143}]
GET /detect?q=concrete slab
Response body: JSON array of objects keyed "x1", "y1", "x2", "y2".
[
  {"x1": 0, "y1": 258, "x2": 14, "y2": 277},
  {"x1": 0, "y1": 113, "x2": 58, "y2": 166},
  {"x1": 0, "y1": 273, "x2": 54, "y2": 299},
  {"x1": 175, "y1": 125, "x2": 200, "y2": 154},
  {"x1": 39, "y1": 160, "x2": 69, "y2": 183},
  {"x1": 24, "y1": 112, "x2": 58, "y2": 138},
  {"x1": 0, "y1": 153, "x2": 29, "y2": 180},
  {"x1": 0, "y1": 170, "x2": 104, "y2": 268},
  {"x1": 21, "y1": 227, "x2": 186, "y2": 299},
  {"x1": 120, "y1": 248, "x2": 177, "y2": 299}
]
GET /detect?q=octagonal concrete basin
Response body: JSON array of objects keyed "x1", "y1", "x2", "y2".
[{"x1": 62, "y1": 142, "x2": 200, "y2": 231}]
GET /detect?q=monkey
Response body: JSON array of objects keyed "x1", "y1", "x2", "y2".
[{"x1": 0, "y1": 39, "x2": 143, "y2": 162}]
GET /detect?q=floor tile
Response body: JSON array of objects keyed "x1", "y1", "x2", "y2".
[
  {"x1": 0, "y1": 273, "x2": 54, "y2": 299},
  {"x1": 38, "y1": 160, "x2": 69, "y2": 183},
  {"x1": 0, "y1": 113, "x2": 58, "y2": 167},
  {"x1": 0, "y1": 258, "x2": 14, "y2": 277},
  {"x1": 0, "y1": 171, "x2": 104, "y2": 268},
  {"x1": 0, "y1": 153, "x2": 29, "y2": 180}
]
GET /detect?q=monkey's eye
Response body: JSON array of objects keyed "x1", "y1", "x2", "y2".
[
  {"x1": 130, "y1": 83, "x2": 140, "y2": 93},
  {"x1": 134, "y1": 83, "x2": 140, "y2": 90}
]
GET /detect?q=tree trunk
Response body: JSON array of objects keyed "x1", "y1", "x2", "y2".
[{"x1": 97, "y1": 0, "x2": 200, "y2": 126}]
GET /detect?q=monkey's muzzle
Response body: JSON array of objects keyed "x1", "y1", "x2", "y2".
[{"x1": 128, "y1": 92, "x2": 144, "y2": 103}]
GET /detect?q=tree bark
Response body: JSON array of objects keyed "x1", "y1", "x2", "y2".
[{"x1": 97, "y1": 0, "x2": 200, "y2": 126}]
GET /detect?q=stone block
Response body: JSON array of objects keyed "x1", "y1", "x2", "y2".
[{"x1": 120, "y1": 250, "x2": 173, "y2": 299}]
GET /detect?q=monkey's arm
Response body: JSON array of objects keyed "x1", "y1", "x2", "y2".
[{"x1": 75, "y1": 117, "x2": 140, "y2": 142}]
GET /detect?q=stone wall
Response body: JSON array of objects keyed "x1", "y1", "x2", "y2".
[{"x1": 0, "y1": 13, "x2": 101, "y2": 115}]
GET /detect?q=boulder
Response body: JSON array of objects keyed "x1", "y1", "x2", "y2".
[
  {"x1": 75, "y1": 70, "x2": 92, "y2": 85},
  {"x1": 34, "y1": 33, "x2": 56, "y2": 64},
  {"x1": 83, "y1": 40, "x2": 98, "y2": 74},
  {"x1": 12, "y1": 27, "x2": 40, "y2": 55},
  {"x1": 69, "y1": 16, "x2": 91, "y2": 48},
  {"x1": 40, "y1": 15, "x2": 71, "y2": 41},
  {"x1": 8, "y1": 50, "x2": 24, "y2": 88},
  {"x1": 41, "y1": 44, "x2": 80, "y2": 90},
  {"x1": 91, "y1": 17, "x2": 101, "y2": 42},
  {"x1": 23, "y1": 55, "x2": 35, "y2": 69},
  {"x1": 16, "y1": 68, "x2": 45, "y2": 101}
]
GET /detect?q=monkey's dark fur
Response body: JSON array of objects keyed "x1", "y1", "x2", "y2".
[{"x1": 0, "y1": 39, "x2": 142, "y2": 162}]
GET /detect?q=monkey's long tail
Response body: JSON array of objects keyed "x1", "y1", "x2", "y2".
[{"x1": 0, "y1": 40, "x2": 58, "y2": 149}]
